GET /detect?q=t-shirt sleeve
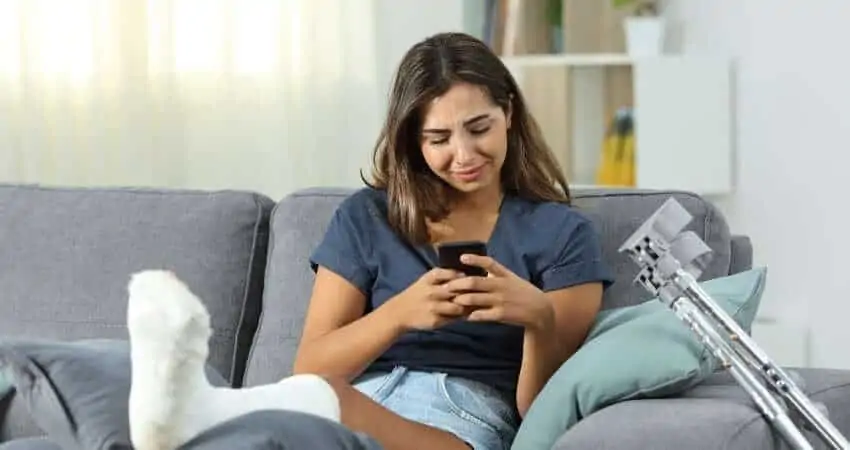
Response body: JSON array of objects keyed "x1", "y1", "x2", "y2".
[
  {"x1": 309, "y1": 202, "x2": 375, "y2": 295},
  {"x1": 539, "y1": 217, "x2": 615, "y2": 292}
]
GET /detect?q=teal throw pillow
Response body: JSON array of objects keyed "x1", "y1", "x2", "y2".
[{"x1": 511, "y1": 267, "x2": 767, "y2": 450}]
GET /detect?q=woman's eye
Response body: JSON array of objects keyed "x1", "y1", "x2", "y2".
[
  {"x1": 430, "y1": 138, "x2": 449, "y2": 145},
  {"x1": 470, "y1": 127, "x2": 490, "y2": 135}
]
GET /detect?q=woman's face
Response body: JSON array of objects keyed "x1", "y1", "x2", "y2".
[{"x1": 418, "y1": 82, "x2": 511, "y2": 195}]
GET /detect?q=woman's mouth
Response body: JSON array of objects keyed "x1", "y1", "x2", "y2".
[{"x1": 452, "y1": 164, "x2": 486, "y2": 182}]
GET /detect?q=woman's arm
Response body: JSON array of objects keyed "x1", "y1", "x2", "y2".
[
  {"x1": 515, "y1": 282, "x2": 603, "y2": 417},
  {"x1": 291, "y1": 267, "x2": 403, "y2": 381},
  {"x1": 445, "y1": 253, "x2": 606, "y2": 417}
]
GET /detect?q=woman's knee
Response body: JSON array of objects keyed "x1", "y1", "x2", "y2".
[
  {"x1": 316, "y1": 375, "x2": 365, "y2": 415},
  {"x1": 317, "y1": 374, "x2": 349, "y2": 389},
  {"x1": 275, "y1": 373, "x2": 342, "y2": 422}
]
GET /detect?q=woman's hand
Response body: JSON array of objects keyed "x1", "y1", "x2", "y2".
[
  {"x1": 445, "y1": 254, "x2": 554, "y2": 330},
  {"x1": 382, "y1": 268, "x2": 468, "y2": 331}
]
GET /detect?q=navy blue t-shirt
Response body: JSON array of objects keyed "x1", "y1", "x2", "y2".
[{"x1": 309, "y1": 187, "x2": 614, "y2": 403}]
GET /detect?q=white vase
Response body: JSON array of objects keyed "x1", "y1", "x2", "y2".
[{"x1": 624, "y1": 16, "x2": 666, "y2": 57}]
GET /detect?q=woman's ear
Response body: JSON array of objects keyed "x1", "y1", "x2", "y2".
[{"x1": 505, "y1": 98, "x2": 513, "y2": 129}]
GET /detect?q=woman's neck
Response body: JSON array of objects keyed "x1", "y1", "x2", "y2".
[
  {"x1": 427, "y1": 183, "x2": 504, "y2": 244},
  {"x1": 450, "y1": 183, "x2": 504, "y2": 215}
]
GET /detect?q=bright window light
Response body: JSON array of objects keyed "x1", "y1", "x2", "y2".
[
  {"x1": 3, "y1": 0, "x2": 319, "y2": 78},
  {"x1": 28, "y1": 0, "x2": 96, "y2": 80},
  {"x1": 172, "y1": 0, "x2": 226, "y2": 72},
  {"x1": 0, "y1": 0, "x2": 21, "y2": 79},
  {"x1": 233, "y1": 0, "x2": 281, "y2": 74}
]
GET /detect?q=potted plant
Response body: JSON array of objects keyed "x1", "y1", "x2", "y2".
[{"x1": 612, "y1": 0, "x2": 665, "y2": 57}]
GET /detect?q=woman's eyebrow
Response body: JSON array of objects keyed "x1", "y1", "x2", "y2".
[{"x1": 422, "y1": 114, "x2": 491, "y2": 134}]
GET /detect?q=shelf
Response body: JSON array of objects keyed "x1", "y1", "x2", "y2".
[
  {"x1": 473, "y1": 2, "x2": 736, "y2": 195},
  {"x1": 501, "y1": 53, "x2": 634, "y2": 68},
  {"x1": 504, "y1": 56, "x2": 735, "y2": 196}
]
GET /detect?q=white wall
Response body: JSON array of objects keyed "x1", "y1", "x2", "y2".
[
  {"x1": 373, "y1": 0, "x2": 484, "y2": 117},
  {"x1": 662, "y1": 0, "x2": 850, "y2": 369}
]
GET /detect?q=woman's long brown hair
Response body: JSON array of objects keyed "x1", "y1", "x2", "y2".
[{"x1": 362, "y1": 32, "x2": 570, "y2": 245}]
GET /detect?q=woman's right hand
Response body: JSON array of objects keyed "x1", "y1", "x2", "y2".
[{"x1": 383, "y1": 268, "x2": 468, "y2": 331}]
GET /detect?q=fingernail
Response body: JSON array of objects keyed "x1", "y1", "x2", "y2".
[{"x1": 460, "y1": 255, "x2": 470, "y2": 263}]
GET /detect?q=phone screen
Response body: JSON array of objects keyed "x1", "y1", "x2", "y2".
[{"x1": 437, "y1": 241, "x2": 488, "y2": 277}]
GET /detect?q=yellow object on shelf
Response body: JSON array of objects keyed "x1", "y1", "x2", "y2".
[{"x1": 595, "y1": 107, "x2": 636, "y2": 187}]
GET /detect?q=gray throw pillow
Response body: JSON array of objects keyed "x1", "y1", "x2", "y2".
[
  {"x1": 0, "y1": 338, "x2": 227, "y2": 450},
  {"x1": 0, "y1": 338, "x2": 386, "y2": 450},
  {"x1": 0, "y1": 438, "x2": 62, "y2": 450},
  {"x1": 0, "y1": 369, "x2": 11, "y2": 401},
  {"x1": 178, "y1": 410, "x2": 383, "y2": 450}
]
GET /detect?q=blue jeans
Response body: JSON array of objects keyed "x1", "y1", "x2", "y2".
[{"x1": 352, "y1": 366, "x2": 518, "y2": 450}]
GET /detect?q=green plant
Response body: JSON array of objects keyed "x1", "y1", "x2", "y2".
[
  {"x1": 612, "y1": 0, "x2": 658, "y2": 16},
  {"x1": 546, "y1": 0, "x2": 562, "y2": 26}
]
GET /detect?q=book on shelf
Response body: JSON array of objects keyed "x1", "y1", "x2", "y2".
[
  {"x1": 483, "y1": 0, "x2": 634, "y2": 57},
  {"x1": 483, "y1": 0, "x2": 555, "y2": 56}
]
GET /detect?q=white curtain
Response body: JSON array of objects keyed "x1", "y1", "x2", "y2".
[{"x1": 0, "y1": 0, "x2": 381, "y2": 200}]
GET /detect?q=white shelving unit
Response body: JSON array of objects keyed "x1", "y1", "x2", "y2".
[{"x1": 502, "y1": 53, "x2": 736, "y2": 195}]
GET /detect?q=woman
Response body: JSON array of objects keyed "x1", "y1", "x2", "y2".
[{"x1": 292, "y1": 32, "x2": 614, "y2": 450}]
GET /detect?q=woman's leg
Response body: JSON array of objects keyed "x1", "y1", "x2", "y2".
[{"x1": 322, "y1": 376, "x2": 472, "y2": 450}]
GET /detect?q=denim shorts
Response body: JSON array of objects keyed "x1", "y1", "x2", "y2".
[{"x1": 352, "y1": 366, "x2": 518, "y2": 450}]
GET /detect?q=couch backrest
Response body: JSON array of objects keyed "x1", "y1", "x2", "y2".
[
  {"x1": 243, "y1": 187, "x2": 737, "y2": 386},
  {"x1": 0, "y1": 184, "x2": 274, "y2": 388},
  {"x1": 570, "y1": 188, "x2": 734, "y2": 309}
]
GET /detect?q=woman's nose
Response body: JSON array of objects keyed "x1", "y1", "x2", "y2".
[{"x1": 453, "y1": 136, "x2": 476, "y2": 163}]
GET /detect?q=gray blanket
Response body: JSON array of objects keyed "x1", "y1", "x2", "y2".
[{"x1": 0, "y1": 339, "x2": 382, "y2": 450}]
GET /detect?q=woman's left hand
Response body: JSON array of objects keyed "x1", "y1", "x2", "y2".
[{"x1": 444, "y1": 254, "x2": 554, "y2": 330}]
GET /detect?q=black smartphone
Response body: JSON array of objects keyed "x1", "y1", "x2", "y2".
[{"x1": 437, "y1": 240, "x2": 488, "y2": 277}]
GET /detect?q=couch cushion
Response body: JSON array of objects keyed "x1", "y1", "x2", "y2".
[
  {"x1": 552, "y1": 396, "x2": 779, "y2": 450},
  {"x1": 244, "y1": 187, "x2": 734, "y2": 385},
  {"x1": 244, "y1": 188, "x2": 352, "y2": 385},
  {"x1": 0, "y1": 184, "x2": 273, "y2": 391},
  {"x1": 551, "y1": 368, "x2": 850, "y2": 450}
]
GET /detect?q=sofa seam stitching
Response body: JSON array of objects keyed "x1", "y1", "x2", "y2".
[{"x1": 809, "y1": 381, "x2": 850, "y2": 397}]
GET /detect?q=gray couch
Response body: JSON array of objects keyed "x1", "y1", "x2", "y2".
[{"x1": 1, "y1": 183, "x2": 849, "y2": 449}]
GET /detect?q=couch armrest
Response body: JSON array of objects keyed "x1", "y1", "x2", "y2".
[{"x1": 730, "y1": 234, "x2": 753, "y2": 275}]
